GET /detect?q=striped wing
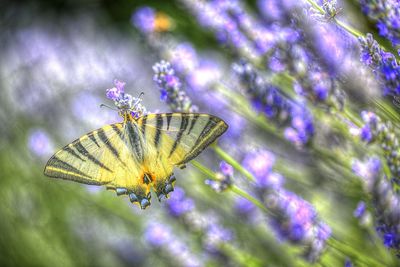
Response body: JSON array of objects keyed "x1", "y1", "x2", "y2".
[
  {"x1": 135, "y1": 113, "x2": 227, "y2": 200},
  {"x1": 138, "y1": 113, "x2": 228, "y2": 166},
  {"x1": 44, "y1": 124, "x2": 145, "y2": 193}
]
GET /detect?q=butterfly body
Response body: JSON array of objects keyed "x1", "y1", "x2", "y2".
[{"x1": 44, "y1": 112, "x2": 228, "y2": 209}]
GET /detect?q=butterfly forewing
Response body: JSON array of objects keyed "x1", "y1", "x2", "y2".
[
  {"x1": 137, "y1": 113, "x2": 228, "y2": 166},
  {"x1": 44, "y1": 124, "x2": 145, "y2": 191}
]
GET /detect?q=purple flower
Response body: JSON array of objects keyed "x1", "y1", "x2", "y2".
[
  {"x1": 131, "y1": 7, "x2": 156, "y2": 33},
  {"x1": 205, "y1": 162, "x2": 233, "y2": 192},
  {"x1": 181, "y1": 0, "x2": 257, "y2": 55},
  {"x1": 265, "y1": 189, "x2": 331, "y2": 262},
  {"x1": 144, "y1": 222, "x2": 172, "y2": 247},
  {"x1": 360, "y1": 0, "x2": 400, "y2": 47},
  {"x1": 360, "y1": 125, "x2": 373, "y2": 142},
  {"x1": 359, "y1": 33, "x2": 400, "y2": 96},
  {"x1": 257, "y1": 0, "x2": 283, "y2": 21},
  {"x1": 258, "y1": 172, "x2": 285, "y2": 190},
  {"x1": 165, "y1": 74, "x2": 181, "y2": 88},
  {"x1": 356, "y1": 111, "x2": 400, "y2": 181},
  {"x1": 352, "y1": 157, "x2": 381, "y2": 189},
  {"x1": 165, "y1": 187, "x2": 195, "y2": 217},
  {"x1": 153, "y1": 60, "x2": 198, "y2": 112},
  {"x1": 27, "y1": 128, "x2": 54, "y2": 158},
  {"x1": 312, "y1": 24, "x2": 351, "y2": 71},
  {"x1": 144, "y1": 222, "x2": 203, "y2": 267},
  {"x1": 233, "y1": 60, "x2": 314, "y2": 147},
  {"x1": 234, "y1": 197, "x2": 256, "y2": 219},
  {"x1": 353, "y1": 201, "x2": 367, "y2": 218},
  {"x1": 105, "y1": 80, "x2": 147, "y2": 119},
  {"x1": 186, "y1": 60, "x2": 221, "y2": 91},
  {"x1": 163, "y1": 187, "x2": 236, "y2": 263},
  {"x1": 286, "y1": 105, "x2": 314, "y2": 147},
  {"x1": 106, "y1": 79, "x2": 125, "y2": 101},
  {"x1": 170, "y1": 43, "x2": 198, "y2": 73},
  {"x1": 219, "y1": 161, "x2": 233, "y2": 177},
  {"x1": 204, "y1": 223, "x2": 234, "y2": 252},
  {"x1": 353, "y1": 157, "x2": 400, "y2": 252},
  {"x1": 345, "y1": 258, "x2": 353, "y2": 267},
  {"x1": 242, "y1": 149, "x2": 275, "y2": 181}
]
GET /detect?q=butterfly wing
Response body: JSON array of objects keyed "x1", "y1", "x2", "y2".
[
  {"x1": 44, "y1": 124, "x2": 150, "y2": 199},
  {"x1": 136, "y1": 113, "x2": 228, "y2": 199},
  {"x1": 44, "y1": 113, "x2": 228, "y2": 209}
]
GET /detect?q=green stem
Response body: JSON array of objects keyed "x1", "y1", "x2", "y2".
[
  {"x1": 334, "y1": 18, "x2": 363, "y2": 38},
  {"x1": 328, "y1": 238, "x2": 386, "y2": 267},
  {"x1": 212, "y1": 144, "x2": 256, "y2": 182},
  {"x1": 191, "y1": 160, "x2": 217, "y2": 179},
  {"x1": 305, "y1": 0, "x2": 325, "y2": 13},
  {"x1": 373, "y1": 99, "x2": 400, "y2": 124},
  {"x1": 305, "y1": 0, "x2": 363, "y2": 38},
  {"x1": 230, "y1": 185, "x2": 271, "y2": 214},
  {"x1": 191, "y1": 160, "x2": 270, "y2": 214}
]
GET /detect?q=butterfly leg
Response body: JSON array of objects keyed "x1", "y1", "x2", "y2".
[
  {"x1": 129, "y1": 190, "x2": 151, "y2": 209},
  {"x1": 153, "y1": 173, "x2": 176, "y2": 201},
  {"x1": 108, "y1": 185, "x2": 152, "y2": 209},
  {"x1": 128, "y1": 184, "x2": 152, "y2": 209}
]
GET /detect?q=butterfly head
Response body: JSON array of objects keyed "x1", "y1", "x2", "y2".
[{"x1": 106, "y1": 80, "x2": 147, "y2": 120}]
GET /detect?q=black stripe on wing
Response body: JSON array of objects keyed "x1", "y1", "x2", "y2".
[
  {"x1": 169, "y1": 114, "x2": 189, "y2": 157},
  {"x1": 178, "y1": 117, "x2": 228, "y2": 165},
  {"x1": 45, "y1": 156, "x2": 94, "y2": 180},
  {"x1": 88, "y1": 133, "x2": 100, "y2": 148},
  {"x1": 97, "y1": 127, "x2": 127, "y2": 167},
  {"x1": 187, "y1": 114, "x2": 199, "y2": 135},
  {"x1": 73, "y1": 140, "x2": 113, "y2": 172},
  {"x1": 154, "y1": 114, "x2": 163, "y2": 148},
  {"x1": 166, "y1": 113, "x2": 173, "y2": 130},
  {"x1": 64, "y1": 146, "x2": 86, "y2": 161},
  {"x1": 126, "y1": 122, "x2": 144, "y2": 162}
]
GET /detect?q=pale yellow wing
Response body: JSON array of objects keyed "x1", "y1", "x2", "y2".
[
  {"x1": 44, "y1": 124, "x2": 150, "y2": 201},
  {"x1": 138, "y1": 113, "x2": 228, "y2": 165},
  {"x1": 135, "y1": 113, "x2": 228, "y2": 199}
]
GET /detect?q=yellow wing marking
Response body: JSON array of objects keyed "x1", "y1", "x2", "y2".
[
  {"x1": 137, "y1": 113, "x2": 228, "y2": 165},
  {"x1": 44, "y1": 123, "x2": 149, "y2": 196},
  {"x1": 135, "y1": 113, "x2": 228, "y2": 197}
]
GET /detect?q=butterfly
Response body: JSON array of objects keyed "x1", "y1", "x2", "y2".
[{"x1": 44, "y1": 92, "x2": 228, "y2": 209}]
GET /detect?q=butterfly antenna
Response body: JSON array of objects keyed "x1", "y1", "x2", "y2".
[
  {"x1": 138, "y1": 92, "x2": 144, "y2": 100},
  {"x1": 100, "y1": 103, "x2": 118, "y2": 111}
]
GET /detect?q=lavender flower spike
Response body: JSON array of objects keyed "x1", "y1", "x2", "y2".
[
  {"x1": 264, "y1": 189, "x2": 331, "y2": 262},
  {"x1": 358, "y1": 33, "x2": 400, "y2": 96},
  {"x1": 144, "y1": 222, "x2": 203, "y2": 267},
  {"x1": 205, "y1": 161, "x2": 233, "y2": 192},
  {"x1": 356, "y1": 111, "x2": 400, "y2": 184},
  {"x1": 106, "y1": 79, "x2": 125, "y2": 101},
  {"x1": 164, "y1": 186, "x2": 235, "y2": 262},
  {"x1": 245, "y1": 148, "x2": 330, "y2": 261},
  {"x1": 233, "y1": 60, "x2": 314, "y2": 147},
  {"x1": 106, "y1": 80, "x2": 147, "y2": 119},
  {"x1": 352, "y1": 158, "x2": 400, "y2": 253},
  {"x1": 360, "y1": 0, "x2": 400, "y2": 47},
  {"x1": 153, "y1": 60, "x2": 198, "y2": 112}
]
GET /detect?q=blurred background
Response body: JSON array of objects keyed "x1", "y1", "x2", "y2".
[{"x1": 1, "y1": 0, "x2": 400, "y2": 266}]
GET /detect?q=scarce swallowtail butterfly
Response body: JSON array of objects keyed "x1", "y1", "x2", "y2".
[{"x1": 44, "y1": 89, "x2": 228, "y2": 209}]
